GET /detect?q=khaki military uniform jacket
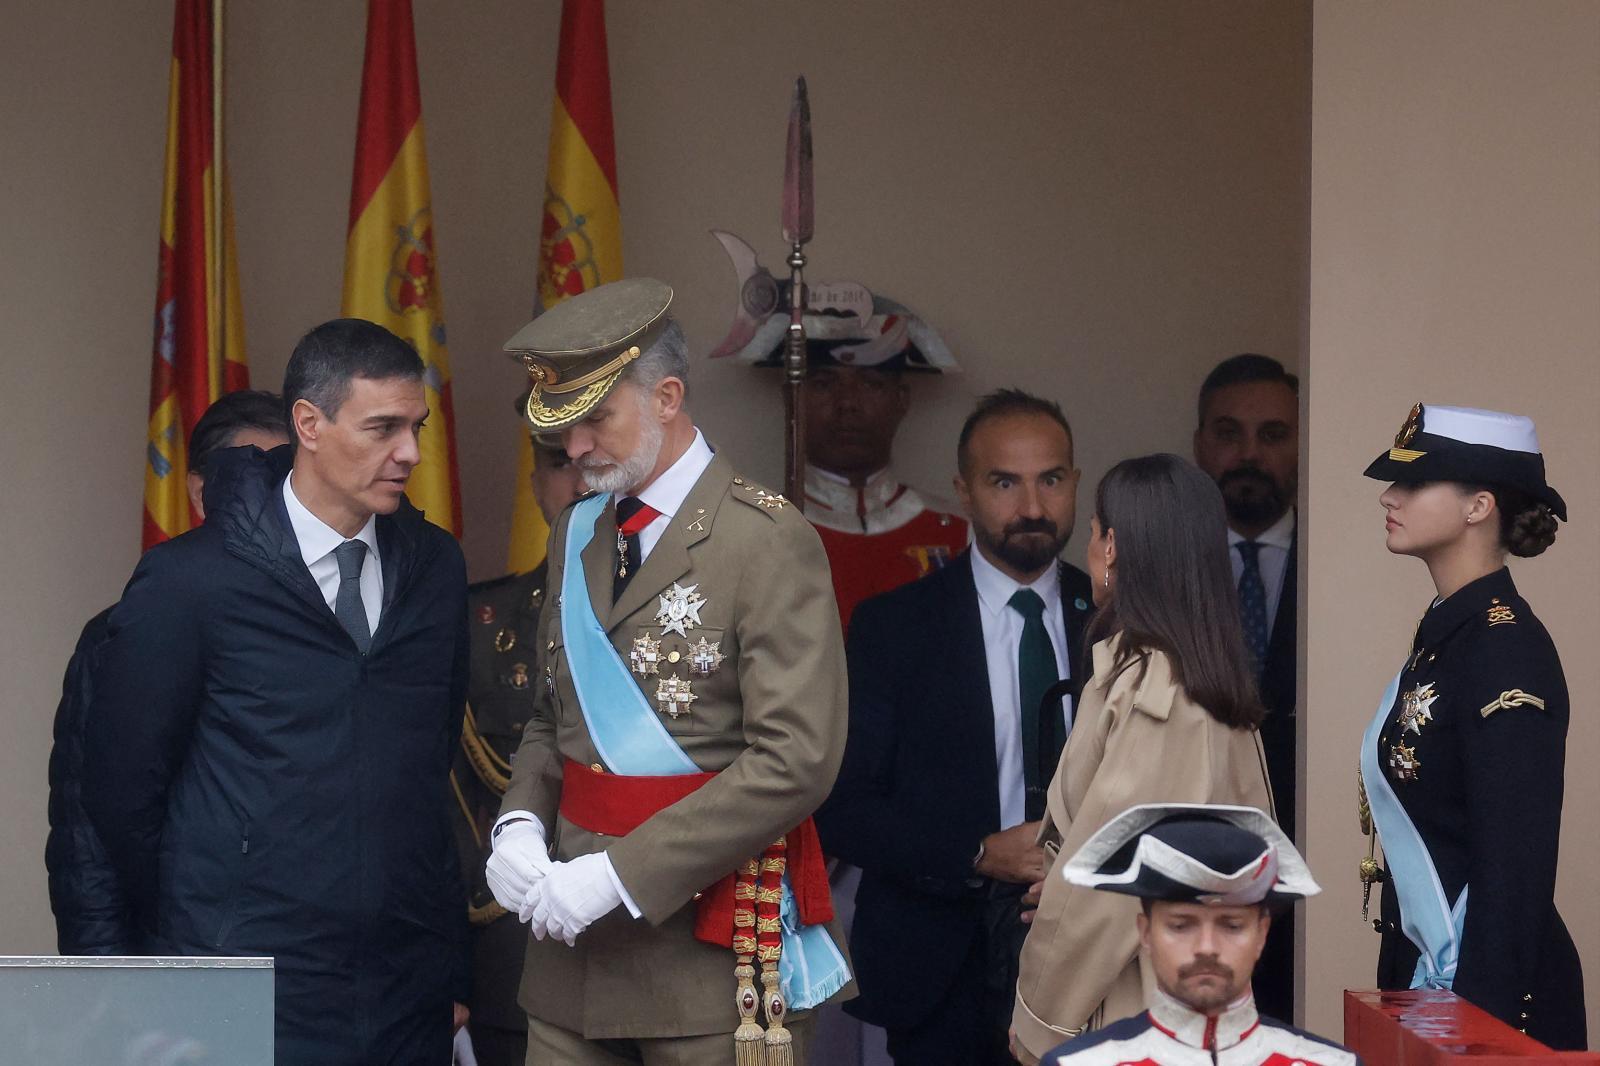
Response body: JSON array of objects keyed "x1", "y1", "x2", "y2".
[
  {"x1": 1013, "y1": 636, "x2": 1273, "y2": 1063},
  {"x1": 499, "y1": 452, "x2": 853, "y2": 1039},
  {"x1": 452, "y1": 566, "x2": 547, "y2": 1032}
]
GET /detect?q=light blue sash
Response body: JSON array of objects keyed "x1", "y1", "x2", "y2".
[
  {"x1": 1360, "y1": 667, "x2": 1468, "y2": 989},
  {"x1": 561, "y1": 493, "x2": 850, "y2": 1008}
]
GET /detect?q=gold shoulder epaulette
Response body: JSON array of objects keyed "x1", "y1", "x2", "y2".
[
  {"x1": 729, "y1": 476, "x2": 790, "y2": 516},
  {"x1": 1480, "y1": 689, "x2": 1546, "y2": 717}
]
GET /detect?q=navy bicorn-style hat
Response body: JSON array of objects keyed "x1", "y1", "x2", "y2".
[
  {"x1": 1061, "y1": 804, "x2": 1320, "y2": 907},
  {"x1": 1363, "y1": 403, "x2": 1566, "y2": 521}
]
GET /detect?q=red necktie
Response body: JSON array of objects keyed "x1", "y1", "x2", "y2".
[{"x1": 615, "y1": 497, "x2": 662, "y2": 599}]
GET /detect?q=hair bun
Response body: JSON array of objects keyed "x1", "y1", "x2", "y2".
[{"x1": 1507, "y1": 503, "x2": 1558, "y2": 558}]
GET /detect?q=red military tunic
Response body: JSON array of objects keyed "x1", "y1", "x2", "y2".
[{"x1": 803, "y1": 466, "x2": 969, "y2": 631}]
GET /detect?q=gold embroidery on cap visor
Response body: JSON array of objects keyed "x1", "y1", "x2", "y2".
[{"x1": 520, "y1": 345, "x2": 642, "y2": 431}]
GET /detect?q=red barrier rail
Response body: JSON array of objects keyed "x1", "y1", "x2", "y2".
[{"x1": 1345, "y1": 990, "x2": 1599, "y2": 1066}]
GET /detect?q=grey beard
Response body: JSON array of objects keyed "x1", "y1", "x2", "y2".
[{"x1": 580, "y1": 414, "x2": 664, "y2": 496}]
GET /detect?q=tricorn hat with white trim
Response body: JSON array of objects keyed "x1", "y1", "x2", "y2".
[
  {"x1": 1363, "y1": 403, "x2": 1566, "y2": 521},
  {"x1": 1061, "y1": 804, "x2": 1320, "y2": 906}
]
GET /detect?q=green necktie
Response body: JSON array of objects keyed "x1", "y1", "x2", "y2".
[{"x1": 1009, "y1": 588, "x2": 1061, "y2": 821}]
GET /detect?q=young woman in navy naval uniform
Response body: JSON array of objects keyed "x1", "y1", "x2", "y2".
[{"x1": 1360, "y1": 404, "x2": 1584, "y2": 1050}]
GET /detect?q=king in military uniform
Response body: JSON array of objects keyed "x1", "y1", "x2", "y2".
[
  {"x1": 1358, "y1": 404, "x2": 1585, "y2": 1050},
  {"x1": 452, "y1": 430, "x2": 585, "y2": 1066},
  {"x1": 484, "y1": 278, "x2": 853, "y2": 1064}
]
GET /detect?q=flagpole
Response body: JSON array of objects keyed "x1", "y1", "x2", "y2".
[{"x1": 211, "y1": 0, "x2": 226, "y2": 379}]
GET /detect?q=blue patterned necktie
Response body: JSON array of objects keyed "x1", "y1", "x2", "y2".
[
  {"x1": 1236, "y1": 541, "x2": 1269, "y2": 676},
  {"x1": 333, "y1": 540, "x2": 372, "y2": 654}
]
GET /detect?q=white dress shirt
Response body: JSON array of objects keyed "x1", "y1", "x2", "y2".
[
  {"x1": 497, "y1": 427, "x2": 715, "y2": 919},
  {"x1": 1226, "y1": 508, "x2": 1295, "y2": 633},
  {"x1": 631, "y1": 428, "x2": 714, "y2": 562},
  {"x1": 282, "y1": 472, "x2": 382, "y2": 636},
  {"x1": 969, "y1": 545, "x2": 1072, "y2": 830}
]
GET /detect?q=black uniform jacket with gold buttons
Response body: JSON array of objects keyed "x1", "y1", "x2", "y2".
[
  {"x1": 452, "y1": 564, "x2": 547, "y2": 1034},
  {"x1": 1374, "y1": 567, "x2": 1585, "y2": 1050}
]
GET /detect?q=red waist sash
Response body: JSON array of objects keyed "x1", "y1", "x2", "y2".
[{"x1": 559, "y1": 758, "x2": 834, "y2": 947}]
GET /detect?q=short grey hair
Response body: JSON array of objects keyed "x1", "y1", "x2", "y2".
[{"x1": 623, "y1": 319, "x2": 689, "y2": 397}]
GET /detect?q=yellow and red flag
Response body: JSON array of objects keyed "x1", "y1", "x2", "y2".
[
  {"x1": 506, "y1": 0, "x2": 624, "y2": 572},
  {"x1": 143, "y1": 0, "x2": 249, "y2": 550},
  {"x1": 342, "y1": 0, "x2": 461, "y2": 535}
]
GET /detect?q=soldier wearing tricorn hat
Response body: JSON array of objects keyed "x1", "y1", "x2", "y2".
[
  {"x1": 1017, "y1": 803, "x2": 1355, "y2": 1066},
  {"x1": 485, "y1": 277, "x2": 853, "y2": 1064}
]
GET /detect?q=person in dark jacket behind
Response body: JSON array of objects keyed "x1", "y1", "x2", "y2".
[
  {"x1": 46, "y1": 389, "x2": 288, "y2": 955},
  {"x1": 84, "y1": 320, "x2": 472, "y2": 1064}
]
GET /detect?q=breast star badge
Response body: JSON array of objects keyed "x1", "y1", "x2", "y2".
[
  {"x1": 688, "y1": 636, "x2": 725, "y2": 677},
  {"x1": 630, "y1": 631, "x2": 663, "y2": 676},
  {"x1": 1388, "y1": 741, "x2": 1420, "y2": 782},
  {"x1": 655, "y1": 582, "x2": 706, "y2": 638},
  {"x1": 1398, "y1": 682, "x2": 1438, "y2": 735},
  {"x1": 656, "y1": 675, "x2": 698, "y2": 719}
]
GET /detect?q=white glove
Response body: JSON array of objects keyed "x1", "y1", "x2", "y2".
[
  {"x1": 519, "y1": 852, "x2": 622, "y2": 946},
  {"x1": 485, "y1": 817, "x2": 552, "y2": 914}
]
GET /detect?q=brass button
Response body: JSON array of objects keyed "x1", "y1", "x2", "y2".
[
  {"x1": 1519, "y1": 1012, "x2": 1529, "y2": 1021},
  {"x1": 589, "y1": 762, "x2": 605, "y2": 774},
  {"x1": 547, "y1": 640, "x2": 555, "y2": 652},
  {"x1": 668, "y1": 650, "x2": 681, "y2": 663},
  {"x1": 692, "y1": 892, "x2": 704, "y2": 901},
  {"x1": 1524, "y1": 993, "x2": 1534, "y2": 1002}
]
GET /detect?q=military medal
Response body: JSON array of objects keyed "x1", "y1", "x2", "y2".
[
  {"x1": 630, "y1": 631, "x2": 664, "y2": 677},
  {"x1": 1388, "y1": 741, "x2": 1420, "y2": 782},
  {"x1": 617, "y1": 529, "x2": 629, "y2": 580},
  {"x1": 656, "y1": 674, "x2": 698, "y2": 719},
  {"x1": 1398, "y1": 682, "x2": 1438, "y2": 735},
  {"x1": 655, "y1": 582, "x2": 706, "y2": 638},
  {"x1": 494, "y1": 627, "x2": 517, "y2": 653},
  {"x1": 508, "y1": 663, "x2": 530, "y2": 690},
  {"x1": 688, "y1": 636, "x2": 725, "y2": 677}
]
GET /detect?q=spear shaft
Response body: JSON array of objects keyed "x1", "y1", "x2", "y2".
[{"x1": 781, "y1": 77, "x2": 813, "y2": 510}]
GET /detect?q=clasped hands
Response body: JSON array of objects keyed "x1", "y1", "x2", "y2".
[{"x1": 485, "y1": 818, "x2": 622, "y2": 945}]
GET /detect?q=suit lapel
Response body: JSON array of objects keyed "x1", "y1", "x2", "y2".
[
  {"x1": 1058, "y1": 564, "x2": 1090, "y2": 688},
  {"x1": 580, "y1": 495, "x2": 617, "y2": 622},
  {"x1": 605, "y1": 454, "x2": 727, "y2": 631},
  {"x1": 1268, "y1": 529, "x2": 1297, "y2": 655},
  {"x1": 946, "y1": 552, "x2": 1001, "y2": 824}
]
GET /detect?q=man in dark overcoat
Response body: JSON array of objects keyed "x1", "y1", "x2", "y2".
[
  {"x1": 84, "y1": 319, "x2": 471, "y2": 1064},
  {"x1": 47, "y1": 389, "x2": 288, "y2": 956}
]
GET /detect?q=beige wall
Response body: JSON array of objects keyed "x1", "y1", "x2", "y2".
[
  {"x1": 1304, "y1": 0, "x2": 1600, "y2": 1041},
  {"x1": 1, "y1": 1, "x2": 1309, "y2": 957}
]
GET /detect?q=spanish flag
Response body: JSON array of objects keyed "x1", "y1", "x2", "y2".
[
  {"x1": 506, "y1": 0, "x2": 624, "y2": 572},
  {"x1": 143, "y1": 0, "x2": 249, "y2": 550},
  {"x1": 342, "y1": 0, "x2": 461, "y2": 535}
]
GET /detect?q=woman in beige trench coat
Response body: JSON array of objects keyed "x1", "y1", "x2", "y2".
[{"x1": 1011, "y1": 455, "x2": 1276, "y2": 1064}]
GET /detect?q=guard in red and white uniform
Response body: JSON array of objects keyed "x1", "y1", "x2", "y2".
[
  {"x1": 1030, "y1": 804, "x2": 1358, "y2": 1066},
  {"x1": 705, "y1": 232, "x2": 968, "y2": 629}
]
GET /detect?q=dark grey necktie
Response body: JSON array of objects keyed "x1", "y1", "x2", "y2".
[{"x1": 333, "y1": 540, "x2": 372, "y2": 654}]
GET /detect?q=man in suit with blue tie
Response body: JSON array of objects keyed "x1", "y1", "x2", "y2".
[
  {"x1": 817, "y1": 389, "x2": 1094, "y2": 1065},
  {"x1": 1192, "y1": 353, "x2": 1300, "y2": 1022}
]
